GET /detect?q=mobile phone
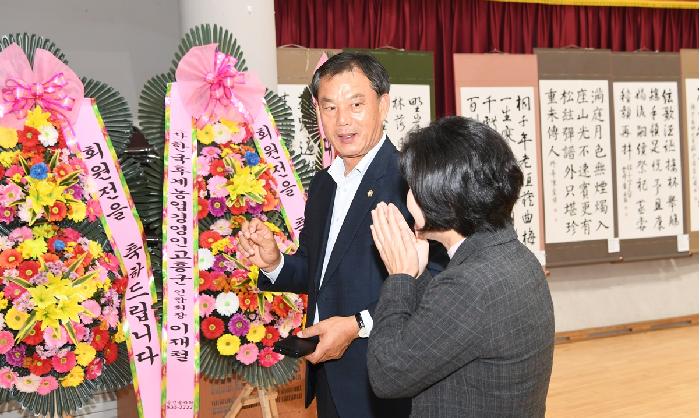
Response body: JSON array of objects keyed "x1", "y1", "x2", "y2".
[{"x1": 273, "y1": 335, "x2": 319, "y2": 358}]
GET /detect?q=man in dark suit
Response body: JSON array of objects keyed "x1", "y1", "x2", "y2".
[{"x1": 238, "y1": 52, "x2": 441, "y2": 418}]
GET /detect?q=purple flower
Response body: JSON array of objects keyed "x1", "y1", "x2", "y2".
[
  {"x1": 208, "y1": 197, "x2": 227, "y2": 217},
  {"x1": 66, "y1": 184, "x2": 84, "y2": 200},
  {"x1": 211, "y1": 255, "x2": 228, "y2": 273},
  {"x1": 247, "y1": 203, "x2": 263, "y2": 215},
  {"x1": 6, "y1": 344, "x2": 26, "y2": 367},
  {"x1": 228, "y1": 314, "x2": 250, "y2": 337}
]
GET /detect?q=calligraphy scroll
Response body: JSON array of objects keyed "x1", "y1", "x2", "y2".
[{"x1": 454, "y1": 53, "x2": 546, "y2": 265}]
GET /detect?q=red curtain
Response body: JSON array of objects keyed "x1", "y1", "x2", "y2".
[{"x1": 274, "y1": 0, "x2": 698, "y2": 117}]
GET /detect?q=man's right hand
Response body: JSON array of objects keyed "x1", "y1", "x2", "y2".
[{"x1": 237, "y1": 219, "x2": 282, "y2": 271}]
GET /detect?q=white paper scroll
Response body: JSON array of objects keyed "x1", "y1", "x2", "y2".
[
  {"x1": 539, "y1": 80, "x2": 616, "y2": 244},
  {"x1": 277, "y1": 83, "x2": 318, "y2": 167},
  {"x1": 685, "y1": 79, "x2": 699, "y2": 232},
  {"x1": 386, "y1": 84, "x2": 431, "y2": 148},
  {"x1": 613, "y1": 81, "x2": 684, "y2": 239},
  {"x1": 460, "y1": 87, "x2": 543, "y2": 254}
]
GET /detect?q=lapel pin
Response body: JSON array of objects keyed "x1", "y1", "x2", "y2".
[{"x1": 367, "y1": 189, "x2": 374, "y2": 197}]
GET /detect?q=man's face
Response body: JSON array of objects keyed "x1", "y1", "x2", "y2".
[{"x1": 316, "y1": 68, "x2": 389, "y2": 167}]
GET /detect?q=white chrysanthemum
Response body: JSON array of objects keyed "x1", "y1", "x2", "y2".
[
  {"x1": 198, "y1": 248, "x2": 215, "y2": 270},
  {"x1": 15, "y1": 374, "x2": 40, "y2": 393},
  {"x1": 215, "y1": 292, "x2": 239, "y2": 317},
  {"x1": 212, "y1": 123, "x2": 232, "y2": 144},
  {"x1": 210, "y1": 219, "x2": 233, "y2": 236},
  {"x1": 38, "y1": 125, "x2": 59, "y2": 147}
]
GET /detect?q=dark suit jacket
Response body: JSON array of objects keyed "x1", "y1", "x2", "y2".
[
  {"x1": 258, "y1": 139, "x2": 416, "y2": 418},
  {"x1": 368, "y1": 225, "x2": 555, "y2": 418}
]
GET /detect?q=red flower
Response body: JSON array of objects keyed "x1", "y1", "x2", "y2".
[
  {"x1": 53, "y1": 163, "x2": 73, "y2": 179},
  {"x1": 28, "y1": 353, "x2": 52, "y2": 376},
  {"x1": 201, "y1": 317, "x2": 224, "y2": 340},
  {"x1": 200, "y1": 230, "x2": 222, "y2": 249},
  {"x1": 18, "y1": 260, "x2": 40, "y2": 281},
  {"x1": 238, "y1": 292, "x2": 258, "y2": 312},
  {"x1": 112, "y1": 276, "x2": 128, "y2": 294},
  {"x1": 47, "y1": 201, "x2": 67, "y2": 222},
  {"x1": 271, "y1": 296, "x2": 291, "y2": 318},
  {"x1": 199, "y1": 271, "x2": 213, "y2": 292},
  {"x1": 229, "y1": 203, "x2": 247, "y2": 215},
  {"x1": 197, "y1": 197, "x2": 209, "y2": 220},
  {"x1": 209, "y1": 159, "x2": 226, "y2": 176},
  {"x1": 258, "y1": 347, "x2": 281, "y2": 368},
  {"x1": 22, "y1": 322, "x2": 44, "y2": 345},
  {"x1": 51, "y1": 351, "x2": 77, "y2": 373},
  {"x1": 18, "y1": 126, "x2": 41, "y2": 149},
  {"x1": 0, "y1": 249, "x2": 22, "y2": 268},
  {"x1": 104, "y1": 342, "x2": 119, "y2": 364},
  {"x1": 91, "y1": 327, "x2": 109, "y2": 351},
  {"x1": 261, "y1": 326, "x2": 280, "y2": 347},
  {"x1": 86, "y1": 357, "x2": 104, "y2": 380}
]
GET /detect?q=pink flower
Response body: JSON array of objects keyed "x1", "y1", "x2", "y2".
[
  {"x1": 86, "y1": 199, "x2": 102, "y2": 222},
  {"x1": 5, "y1": 165, "x2": 24, "y2": 178},
  {"x1": 0, "y1": 330, "x2": 14, "y2": 354},
  {"x1": 0, "y1": 183, "x2": 23, "y2": 206},
  {"x1": 230, "y1": 124, "x2": 248, "y2": 144},
  {"x1": 199, "y1": 294, "x2": 216, "y2": 317},
  {"x1": 9, "y1": 226, "x2": 32, "y2": 243},
  {"x1": 72, "y1": 322, "x2": 88, "y2": 342},
  {"x1": 43, "y1": 327, "x2": 68, "y2": 348},
  {"x1": 81, "y1": 300, "x2": 101, "y2": 324},
  {"x1": 0, "y1": 205, "x2": 15, "y2": 223},
  {"x1": 258, "y1": 347, "x2": 282, "y2": 367},
  {"x1": 36, "y1": 375, "x2": 58, "y2": 395},
  {"x1": 201, "y1": 146, "x2": 221, "y2": 159},
  {"x1": 15, "y1": 374, "x2": 40, "y2": 393},
  {"x1": 236, "y1": 343, "x2": 259, "y2": 365},
  {"x1": 0, "y1": 367, "x2": 17, "y2": 389},
  {"x1": 207, "y1": 176, "x2": 229, "y2": 198},
  {"x1": 197, "y1": 156, "x2": 212, "y2": 177},
  {"x1": 4, "y1": 282, "x2": 26, "y2": 300},
  {"x1": 51, "y1": 351, "x2": 77, "y2": 373},
  {"x1": 101, "y1": 306, "x2": 120, "y2": 328}
]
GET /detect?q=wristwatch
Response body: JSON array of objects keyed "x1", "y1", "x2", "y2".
[{"x1": 355, "y1": 312, "x2": 370, "y2": 338}]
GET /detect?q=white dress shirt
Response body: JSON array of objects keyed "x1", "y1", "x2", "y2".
[
  {"x1": 447, "y1": 238, "x2": 467, "y2": 259},
  {"x1": 263, "y1": 135, "x2": 388, "y2": 337}
]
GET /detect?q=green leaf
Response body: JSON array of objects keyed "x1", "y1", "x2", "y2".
[
  {"x1": 0, "y1": 32, "x2": 67, "y2": 65},
  {"x1": 66, "y1": 252, "x2": 87, "y2": 275},
  {"x1": 81, "y1": 78, "x2": 134, "y2": 156},
  {"x1": 64, "y1": 322, "x2": 78, "y2": 345},
  {"x1": 14, "y1": 312, "x2": 37, "y2": 343},
  {"x1": 4, "y1": 275, "x2": 32, "y2": 289}
]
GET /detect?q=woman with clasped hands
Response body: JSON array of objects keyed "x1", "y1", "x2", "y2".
[{"x1": 367, "y1": 116, "x2": 555, "y2": 418}]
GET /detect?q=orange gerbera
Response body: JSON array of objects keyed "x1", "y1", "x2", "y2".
[
  {"x1": 47, "y1": 201, "x2": 67, "y2": 221},
  {"x1": 0, "y1": 249, "x2": 22, "y2": 268}
]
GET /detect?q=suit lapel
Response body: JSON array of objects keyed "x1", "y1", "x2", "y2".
[
  {"x1": 319, "y1": 141, "x2": 394, "y2": 290},
  {"x1": 311, "y1": 172, "x2": 336, "y2": 290}
]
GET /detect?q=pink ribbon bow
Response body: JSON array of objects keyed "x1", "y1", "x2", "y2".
[
  {"x1": 175, "y1": 43, "x2": 266, "y2": 129},
  {"x1": 0, "y1": 43, "x2": 84, "y2": 130}
]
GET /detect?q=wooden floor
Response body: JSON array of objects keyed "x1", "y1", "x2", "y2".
[{"x1": 547, "y1": 325, "x2": 698, "y2": 417}]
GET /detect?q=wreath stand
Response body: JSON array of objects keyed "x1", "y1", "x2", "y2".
[{"x1": 225, "y1": 383, "x2": 279, "y2": 418}]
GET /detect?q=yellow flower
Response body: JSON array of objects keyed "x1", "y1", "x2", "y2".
[
  {"x1": 225, "y1": 160, "x2": 266, "y2": 205},
  {"x1": 210, "y1": 237, "x2": 231, "y2": 255},
  {"x1": 18, "y1": 238, "x2": 47, "y2": 259},
  {"x1": 114, "y1": 322, "x2": 126, "y2": 343},
  {"x1": 27, "y1": 179, "x2": 66, "y2": 213},
  {"x1": 75, "y1": 342, "x2": 96, "y2": 366},
  {"x1": 196, "y1": 124, "x2": 215, "y2": 145},
  {"x1": 32, "y1": 223, "x2": 57, "y2": 239},
  {"x1": 87, "y1": 240, "x2": 103, "y2": 258},
  {"x1": 74, "y1": 278, "x2": 98, "y2": 300},
  {"x1": 24, "y1": 106, "x2": 52, "y2": 130},
  {"x1": 247, "y1": 265, "x2": 259, "y2": 286},
  {"x1": 5, "y1": 307, "x2": 28, "y2": 330},
  {"x1": 220, "y1": 118, "x2": 242, "y2": 134},
  {"x1": 67, "y1": 201, "x2": 87, "y2": 222},
  {"x1": 28, "y1": 285, "x2": 54, "y2": 310},
  {"x1": 0, "y1": 151, "x2": 19, "y2": 167},
  {"x1": 264, "y1": 221, "x2": 281, "y2": 233},
  {"x1": 216, "y1": 334, "x2": 241, "y2": 356},
  {"x1": 246, "y1": 324, "x2": 265, "y2": 343},
  {"x1": 101, "y1": 278, "x2": 112, "y2": 292},
  {"x1": 0, "y1": 127, "x2": 18, "y2": 149},
  {"x1": 61, "y1": 366, "x2": 85, "y2": 387},
  {"x1": 0, "y1": 295, "x2": 8, "y2": 310}
]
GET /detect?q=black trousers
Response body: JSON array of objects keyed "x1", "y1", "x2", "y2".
[{"x1": 315, "y1": 365, "x2": 340, "y2": 418}]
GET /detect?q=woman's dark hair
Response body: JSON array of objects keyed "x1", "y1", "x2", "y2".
[
  {"x1": 310, "y1": 52, "x2": 390, "y2": 99},
  {"x1": 400, "y1": 116, "x2": 523, "y2": 237}
]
